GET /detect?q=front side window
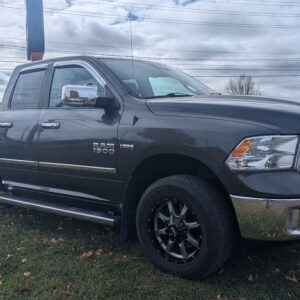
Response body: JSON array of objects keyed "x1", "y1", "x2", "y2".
[
  {"x1": 49, "y1": 66, "x2": 105, "y2": 108},
  {"x1": 10, "y1": 70, "x2": 45, "y2": 109},
  {"x1": 101, "y1": 59, "x2": 215, "y2": 99}
]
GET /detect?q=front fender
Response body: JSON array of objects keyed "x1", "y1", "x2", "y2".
[{"x1": 118, "y1": 114, "x2": 278, "y2": 191}]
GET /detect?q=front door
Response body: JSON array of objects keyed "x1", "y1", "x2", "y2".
[{"x1": 37, "y1": 60, "x2": 121, "y2": 203}]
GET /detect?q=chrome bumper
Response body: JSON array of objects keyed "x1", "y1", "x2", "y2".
[{"x1": 231, "y1": 195, "x2": 300, "y2": 240}]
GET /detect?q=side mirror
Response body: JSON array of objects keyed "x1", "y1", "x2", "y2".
[
  {"x1": 62, "y1": 85, "x2": 99, "y2": 107},
  {"x1": 62, "y1": 85, "x2": 119, "y2": 110}
]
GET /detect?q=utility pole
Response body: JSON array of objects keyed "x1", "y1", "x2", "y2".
[{"x1": 25, "y1": 0, "x2": 45, "y2": 61}]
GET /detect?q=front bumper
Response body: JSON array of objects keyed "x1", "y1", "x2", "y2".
[{"x1": 231, "y1": 195, "x2": 300, "y2": 240}]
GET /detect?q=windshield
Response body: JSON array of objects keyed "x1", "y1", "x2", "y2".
[{"x1": 100, "y1": 59, "x2": 215, "y2": 99}]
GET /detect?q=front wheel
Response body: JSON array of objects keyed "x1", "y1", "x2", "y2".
[{"x1": 136, "y1": 175, "x2": 236, "y2": 279}]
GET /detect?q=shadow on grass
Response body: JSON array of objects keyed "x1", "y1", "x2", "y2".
[
  {"x1": 1, "y1": 205, "x2": 300, "y2": 299},
  {"x1": 1, "y1": 203, "x2": 300, "y2": 261},
  {"x1": 2, "y1": 203, "x2": 300, "y2": 257}
]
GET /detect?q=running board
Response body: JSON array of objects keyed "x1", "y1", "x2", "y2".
[{"x1": 0, "y1": 194, "x2": 118, "y2": 226}]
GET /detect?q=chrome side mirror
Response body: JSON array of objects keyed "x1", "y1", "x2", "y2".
[{"x1": 62, "y1": 85, "x2": 99, "y2": 107}]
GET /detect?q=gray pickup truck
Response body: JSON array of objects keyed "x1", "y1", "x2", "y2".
[{"x1": 0, "y1": 56, "x2": 300, "y2": 279}]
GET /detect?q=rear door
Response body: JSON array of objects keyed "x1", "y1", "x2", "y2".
[
  {"x1": 37, "y1": 60, "x2": 122, "y2": 204},
  {"x1": 0, "y1": 64, "x2": 47, "y2": 186}
]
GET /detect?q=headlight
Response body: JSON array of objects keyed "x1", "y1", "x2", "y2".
[{"x1": 226, "y1": 135, "x2": 299, "y2": 171}]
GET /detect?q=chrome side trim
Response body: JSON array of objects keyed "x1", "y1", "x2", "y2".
[
  {"x1": 0, "y1": 194, "x2": 117, "y2": 226},
  {"x1": 0, "y1": 122, "x2": 13, "y2": 128},
  {"x1": 0, "y1": 158, "x2": 116, "y2": 174},
  {"x1": 231, "y1": 195, "x2": 300, "y2": 206},
  {"x1": 53, "y1": 60, "x2": 106, "y2": 87},
  {"x1": 20, "y1": 63, "x2": 48, "y2": 73},
  {"x1": 231, "y1": 195, "x2": 300, "y2": 241},
  {"x1": 39, "y1": 161, "x2": 117, "y2": 175},
  {"x1": 2, "y1": 180, "x2": 110, "y2": 202},
  {"x1": 0, "y1": 158, "x2": 38, "y2": 167}
]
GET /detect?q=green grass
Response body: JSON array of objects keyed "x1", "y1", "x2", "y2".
[{"x1": 0, "y1": 205, "x2": 300, "y2": 300}]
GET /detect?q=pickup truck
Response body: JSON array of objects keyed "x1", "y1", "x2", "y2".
[{"x1": 0, "y1": 56, "x2": 300, "y2": 279}]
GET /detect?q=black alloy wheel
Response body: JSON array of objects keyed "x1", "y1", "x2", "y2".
[
  {"x1": 151, "y1": 198, "x2": 202, "y2": 263},
  {"x1": 136, "y1": 175, "x2": 236, "y2": 279}
]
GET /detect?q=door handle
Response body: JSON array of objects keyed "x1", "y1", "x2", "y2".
[
  {"x1": 41, "y1": 122, "x2": 60, "y2": 129},
  {"x1": 0, "y1": 122, "x2": 13, "y2": 128}
]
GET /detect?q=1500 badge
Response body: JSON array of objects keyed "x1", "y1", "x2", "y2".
[{"x1": 93, "y1": 142, "x2": 115, "y2": 155}]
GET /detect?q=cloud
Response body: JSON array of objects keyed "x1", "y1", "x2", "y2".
[
  {"x1": 0, "y1": 0, "x2": 299, "y2": 100},
  {"x1": 174, "y1": 0, "x2": 200, "y2": 6},
  {"x1": 0, "y1": 74, "x2": 9, "y2": 86},
  {"x1": 64, "y1": 0, "x2": 73, "y2": 6}
]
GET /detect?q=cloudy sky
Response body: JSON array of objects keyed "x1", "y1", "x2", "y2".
[{"x1": 0, "y1": 0, "x2": 299, "y2": 100}]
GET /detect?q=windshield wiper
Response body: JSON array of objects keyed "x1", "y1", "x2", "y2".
[{"x1": 146, "y1": 93, "x2": 194, "y2": 99}]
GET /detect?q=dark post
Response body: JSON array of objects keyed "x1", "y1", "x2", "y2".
[{"x1": 25, "y1": 0, "x2": 45, "y2": 61}]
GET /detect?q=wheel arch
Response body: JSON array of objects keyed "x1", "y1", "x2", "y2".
[{"x1": 120, "y1": 153, "x2": 239, "y2": 241}]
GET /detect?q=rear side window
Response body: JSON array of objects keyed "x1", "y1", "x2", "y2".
[{"x1": 10, "y1": 70, "x2": 45, "y2": 109}]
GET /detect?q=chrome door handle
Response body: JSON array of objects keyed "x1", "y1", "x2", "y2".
[
  {"x1": 0, "y1": 122, "x2": 13, "y2": 128},
  {"x1": 41, "y1": 122, "x2": 60, "y2": 129}
]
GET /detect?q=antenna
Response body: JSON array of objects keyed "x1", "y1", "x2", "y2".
[{"x1": 129, "y1": 18, "x2": 135, "y2": 80}]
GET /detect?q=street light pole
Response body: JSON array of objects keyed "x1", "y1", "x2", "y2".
[{"x1": 25, "y1": 0, "x2": 45, "y2": 61}]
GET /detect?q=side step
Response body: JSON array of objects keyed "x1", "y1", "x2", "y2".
[{"x1": 0, "y1": 194, "x2": 118, "y2": 226}]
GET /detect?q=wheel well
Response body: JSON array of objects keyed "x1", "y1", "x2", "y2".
[{"x1": 121, "y1": 154, "x2": 236, "y2": 241}]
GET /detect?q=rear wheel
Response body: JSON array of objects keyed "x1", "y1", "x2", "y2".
[{"x1": 136, "y1": 175, "x2": 235, "y2": 279}]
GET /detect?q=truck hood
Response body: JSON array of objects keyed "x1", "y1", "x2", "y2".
[{"x1": 146, "y1": 95, "x2": 300, "y2": 133}]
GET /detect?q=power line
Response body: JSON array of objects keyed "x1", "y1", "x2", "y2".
[
  {"x1": 4, "y1": 37, "x2": 300, "y2": 57},
  {"x1": 175, "y1": 64, "x2": 300, "y2": 68},
  {"x1": 66, "y1": 0, "x2": 300, "y2": 7},
  {"x1": 0, "y1": 54, "x2": 26, "y2": 59},
  {"x1": 2, "y1": 43, "x2": 300, "y2": 62},
  {"x1": 143, "y1": 56, "x2": 300, "y2": 61},
  {"x1": 183, "y1": 68, "x2": 300, "y2": 71},
  {"x1": 45, "y1": 40, "x2": 300, "y2": 56},
  {"x1": 1, "y1": 52, "x2": 299, "y2": 69},
  {"x1": 39, "y1": 9, "x2": 300, "y2": 29},
  {"x1": 0, "y1": 57, "x2": 299, "y2": 72},
  {"x1": 3, "y1": 38, "x2": 297, "y2": 56},
  {"x1": 192, "y1": 75, "x2": 300, "y2": 78},
  {"x1": 0, "y1": 60, "x2": 26, "y2": 64},
  {"x1": 186, "y1": 0, "x2": 300, "y2": 5},
  {"x1": 170, "y1": 62, "x2": 300, "y2": 66},
  {"x1": 2, "y1": 4, "x2": 300, "y2": 29},
  {"x1": 7, "y1": 0, "x2": 300, "y2": 11},
  {"x1": 0, "y1": 61, "x2": 300, "y2": 77},
  {"x1": 0, "y1": 61, "x2": 299, "y2": 79},
  {"x1": 6, "y1": 0, "x2": 300, "y2": 18},
  {"x1": 62, "y1": 0, "x2": 300, "y2": 18}
]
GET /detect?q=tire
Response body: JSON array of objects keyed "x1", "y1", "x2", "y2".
[{"x1": 136, "y1": 175, "x2": 236, "y2": 279}]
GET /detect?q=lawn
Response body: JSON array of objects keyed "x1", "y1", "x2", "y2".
[{"x1": 0, "y1": 205, "x2": 299, "y2": 299}]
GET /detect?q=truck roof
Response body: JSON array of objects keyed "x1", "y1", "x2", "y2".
[
  {"x1": 17, "y1": 55, "x2": 151, "y2": 65},
  {"x1": 15, "y1": 56, "x2": 163, "y2": 70}
]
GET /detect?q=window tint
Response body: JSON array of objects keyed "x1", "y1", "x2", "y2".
[
  {"x1": 10, "y1": 70, "x2": 45, "y2": 109},
  {"x1": 49, "y1": 66, "x2": 104, "y2": 108}
]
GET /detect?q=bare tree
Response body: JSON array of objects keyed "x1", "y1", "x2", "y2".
[{"x1": 226, "y1": 74, "x2": 261, "y2": 95}]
